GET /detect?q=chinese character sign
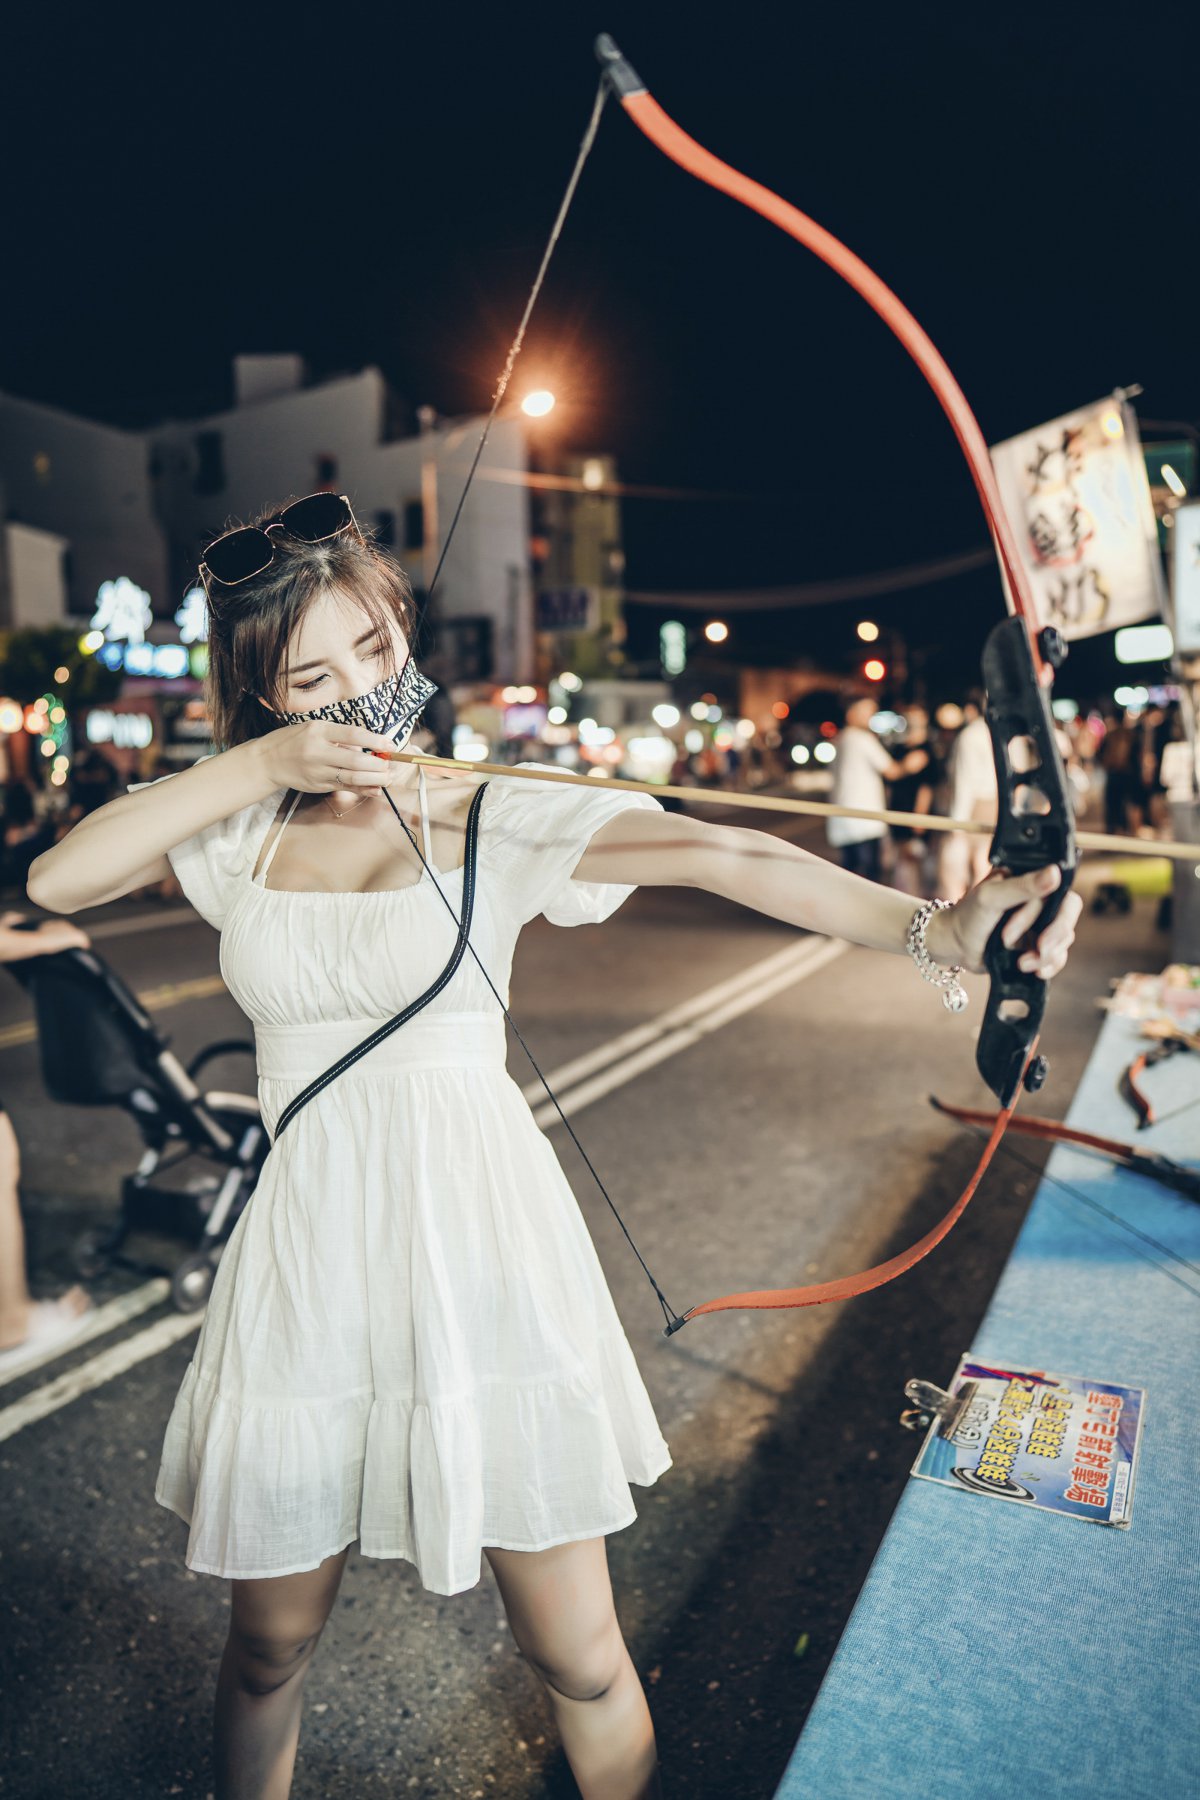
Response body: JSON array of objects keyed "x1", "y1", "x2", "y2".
[
  {"x1": 91, "y1": 577, "x2": 153, "y2": 645},
  {"x1": 1170, "y1": 499, "x2": 1200, "y2": 655},
  {"x1": 175, "y1": 586, "x2": 210, "y2": 645},
  {"x1": 990, "y1": 397, "x2": 1165, "y2": 640},
  {"x1": 912, "y1": 1359, "x2": 1145, "y2": 1527}
]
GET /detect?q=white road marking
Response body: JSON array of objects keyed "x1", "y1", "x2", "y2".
[
  {"x1": 0, "y1": 934, "x2": 850, "y2": 1440},
  {"x1": 0, "y1": 1307, "x2": 202, "y2": 1442},
  {"x1": 521, "y1": 936, "x2": 846, "y2": 1120},
  {"x1": 0, "y1": 1277, "x2": 172, "y2": 1391}
]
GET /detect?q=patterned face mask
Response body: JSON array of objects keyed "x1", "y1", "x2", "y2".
[{"x1": 276, "y1": 655, "x2": 438, "y2": 749}]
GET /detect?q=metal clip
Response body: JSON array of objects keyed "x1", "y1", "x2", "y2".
[{"x1": 900, "y1": 1376, "x2": 977, "y2": 1436}]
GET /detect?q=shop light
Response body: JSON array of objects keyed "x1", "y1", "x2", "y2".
[
  {"x1": 684, "y1": 728, "x2": 704, "y2": 752},
  {"x1": 651, "y1": 703, "x2": 680, "y2": 728},
  {"x1": 772, "y1": 700, "x2": 790, "y2": 719},
  {"x1": 39, "y1": 738, "x2": 55, "y2": 758},
  {"x1": 1115, "y1": 623, "x2": 1174, "y2": 663},
  {"x1": 1100, "y1": 408, "x2": 1124, "y2": 440},
  {"x1": 582, "y1": 459, "x2": 605, "y2": 490},
  {"x1": 454, "y1": 738, "x2": 491, "y2": 761},
  {"x1": 856, "y1": 620, "x2": 880, "y2": 642},
  {"x1": 791, "y1": 744, "x2": 810, "y2": 764},
  {"x1": 54, "y1": 665, "x2": 70, "y2": 683},
  {"x1": 558, "y1": 671, "x2": 583, "y2": 693},
  {"x1": 547, "y1": 705, "x2": 568, "y2": 724},
  {"x1": 704, "y1": 619, "x2": 729, "y2": 644},
  {"x1": 23, "y1": 707, "x2": 45, "y2": 733},
  {"x1": 1113, "y1": 685, "x2": 1149, "y2": 708},
  {"x1": 516, "y1": 685, "x2": 538, "y2": 703},
  {"x1": 521, "y1": 389, "x2": 556, "y2": 417},
  {"x1": 706, "y1": 705, "x2": 722, "y2": 723},
  {"x1": 79, "y1": 630, "x2": 104, "y2": 654},
  {"x1": 1161, "y1": 464, "x2": 1187, "y2": 499},
  {"x1": 0, "y1": 699, "x2": 23, "y2": 734},
  {"x1": 814, "y1": 741, "x2": 836, "y2": 763},
  {"x1": 587, "y1": 765, "x2": 610, "y2": 778},
  {"x1": 736, "y1": 718, "x2": 755, "y2": 739}
]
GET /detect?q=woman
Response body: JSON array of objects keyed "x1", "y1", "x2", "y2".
[{"x1": 26, "y1": 499, "x2": 1080, "y2": 1800}]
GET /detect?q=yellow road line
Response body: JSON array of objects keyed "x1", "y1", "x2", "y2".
[{"x1": 0, "y1": 974, "x2": 229, "y2": 1051}]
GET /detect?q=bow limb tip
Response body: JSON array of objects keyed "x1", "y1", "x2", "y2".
[{"x1": 594, "y1": 33, "x2": 647, "y2": 98}]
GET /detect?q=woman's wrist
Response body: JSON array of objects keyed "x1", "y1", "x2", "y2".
[
  {"x1": 228, "y1": 734, "x2": 287, "y2": 803},
  {"x1": 924, "y1": 902, "x2": 976, "y2": 973}
]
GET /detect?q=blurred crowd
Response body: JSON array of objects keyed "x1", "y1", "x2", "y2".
[
  {"x1": 824, "y1": 694, "x2": 1188, "y2": 902},
  {"x1": 0, "y1": 699, "x2": 1191, "y2": 909}
]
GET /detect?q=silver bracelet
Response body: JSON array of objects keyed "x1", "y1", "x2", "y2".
[{"x1": 905, "y1": 898, "x2": 968, "y2": 1013}]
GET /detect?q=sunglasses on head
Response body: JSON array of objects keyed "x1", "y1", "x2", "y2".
[{"x1": 198, "y1": 492, "x2": 362, "y2": 592}]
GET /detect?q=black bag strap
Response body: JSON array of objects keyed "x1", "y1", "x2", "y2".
[{"x1": 271, "y1": 780, "x2": 487, "y2": 1141}]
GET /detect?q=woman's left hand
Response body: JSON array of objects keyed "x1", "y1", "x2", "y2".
[{"x1": 935, "y1": 865, "x2": 1084, "y2": 978}]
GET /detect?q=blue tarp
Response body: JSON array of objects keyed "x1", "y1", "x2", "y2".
[{"x1": 775, "y1": 1005, "x2": 1200, "y2": 1799}]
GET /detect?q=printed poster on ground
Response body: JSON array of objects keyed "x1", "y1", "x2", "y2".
[{"x1": 911, "y1": 1356, "x2": 1145, "y2": 1528}]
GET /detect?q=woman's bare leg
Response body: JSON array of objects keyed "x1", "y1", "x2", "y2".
[
  {"x1": 214, "y1": 1542, "x2": 352, "y2": 1800},
  {"x1": 0, "y1": 1111, "x2": 31, "y2": 1345},
  {"x1": 0, "y1": 1110, "x2": 89, "y2": 1348},
  {"x1": 485, "y1": 1537, "x2": 663, "y2": 1800}
]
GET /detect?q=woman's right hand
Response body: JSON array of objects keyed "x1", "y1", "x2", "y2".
[{"x1": 255, "y1": 721, "x2": 405, "y2": 795}]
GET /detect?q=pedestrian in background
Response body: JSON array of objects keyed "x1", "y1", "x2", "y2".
[
  {"x1": 937, "y1": 690, "x2": 996, "y2": 901},
  {"x1": 1099, "y1": 708, "x2": 1137, "y2": 835},
  {"x1": 826, "y1": 694, "x2": 928, "y2": 882},
  {"x1": 2, "y1": 782, "x2": 57, "y2": 897},
  {"x1": 888, "y1": 705, "x2": 939, "y2": 896}
]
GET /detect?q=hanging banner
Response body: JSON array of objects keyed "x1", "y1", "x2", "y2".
[
  {"x1": 1170, "y1": 499, "x2": 1200, "y2": 655},
  {"x1": 990, "y1": 396, "x2": 1165, "y2": 640}
]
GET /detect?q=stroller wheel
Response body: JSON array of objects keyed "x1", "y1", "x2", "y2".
[
  {"x1": 171, "y1": 1248, "x2": 218, "y2": 1314},
  {"x1": 75, "y1": 1228, "x2": 117, "y2": 1280}
]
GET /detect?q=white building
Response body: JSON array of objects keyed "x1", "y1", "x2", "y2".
[{"x1": 1, "y1": 355, "x2": 538, "y2": 681}]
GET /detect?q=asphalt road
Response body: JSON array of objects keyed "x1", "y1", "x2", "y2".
[{"x1": 0, "y1": 813, "x2": 1171, "y2": 1800}]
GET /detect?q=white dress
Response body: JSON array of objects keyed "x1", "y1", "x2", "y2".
[{"x1": 132, "y1": 759, "x2": 673, "y2": 1594}]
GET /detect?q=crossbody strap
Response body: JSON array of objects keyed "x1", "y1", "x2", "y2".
[{"x1": 271, "y1": 781, "x2": 487, "y2": 1142}]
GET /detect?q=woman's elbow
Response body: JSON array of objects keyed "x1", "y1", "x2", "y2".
[{"x1": 25, "y1": 851, "x2": 79, "y2": 914}]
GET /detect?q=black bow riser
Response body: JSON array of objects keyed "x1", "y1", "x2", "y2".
[{"x1": 977, "y1": 616, "x2": 1079, "y2": 1108}]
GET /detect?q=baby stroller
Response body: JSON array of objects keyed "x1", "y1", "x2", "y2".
[{"x1": 4, "y1": 932, "x2": 268, "y2": 1313}]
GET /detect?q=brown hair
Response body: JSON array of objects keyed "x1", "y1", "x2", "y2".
[{"x1": 201, "y1": 500, "x2": 419, "y2": 751}]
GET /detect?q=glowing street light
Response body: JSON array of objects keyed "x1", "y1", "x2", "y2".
[
  {"x1": 704, "y1": 619, "x2": 729, "y2": 644},
  {"x1": 856, "y1": 620, "x2": 880, "y2": 642},
  {"x1": 521, "y1": 390, "x2": 556, "y2": 418}
]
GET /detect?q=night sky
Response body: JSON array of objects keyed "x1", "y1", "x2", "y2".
[{"x1": 5, "y1": 3, "x2": 1197, "y2": 697}]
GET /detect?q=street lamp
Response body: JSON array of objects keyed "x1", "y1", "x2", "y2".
[{"x1": 521, "y1": 390, "x2": 557, "y2": 418}]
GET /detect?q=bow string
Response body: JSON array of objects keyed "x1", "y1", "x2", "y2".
[{"x1": 378, "y1": 34, "x2": 1088, "y2": 1334}]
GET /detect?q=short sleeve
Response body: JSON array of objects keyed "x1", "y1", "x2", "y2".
[
  {"x1": 864, "y1": 733, "x2": 894, "y2": 775},
  {"x1": 127, "y1": 755, "x2": 283, "y2": 932},
  {"x1": 487, "y1": 762, "x2": 663, "y2": 927}
]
